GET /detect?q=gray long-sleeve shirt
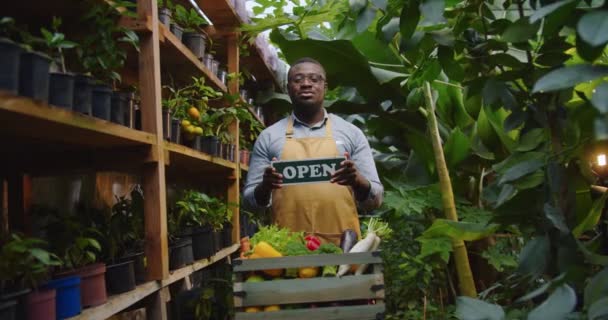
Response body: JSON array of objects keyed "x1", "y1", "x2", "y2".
[{"x1": 243, "y1": 110, "x2": 384, "y2": 212}]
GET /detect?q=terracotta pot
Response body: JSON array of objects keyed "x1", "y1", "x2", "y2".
[
  {"x1": 26, "y1": 288, "x2": 55, "y2": 320},
  {"x1": 57, "y1": 263, "x2": 107, "y2": 307}
]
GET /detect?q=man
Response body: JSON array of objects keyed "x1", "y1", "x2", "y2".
[{"x1": 243, "y1": 57, "x2": 383, "y2": 244}]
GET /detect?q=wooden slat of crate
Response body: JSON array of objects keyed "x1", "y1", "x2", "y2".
[
  {"x1": 234, "y1": 274, "x2": 384, "y2": 307},
  {"x1": 232, "y1": 252, "x2": 382, "y2": 272},
  {"x1": 235, "y1": 303, "x2": 385, "y2": 320}
]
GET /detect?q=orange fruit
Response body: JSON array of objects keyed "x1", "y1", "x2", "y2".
[
  {"x1": 188, "y1": 107, "x2": 200, "y2": 120},
  {"x1": 181, "y1": 119, "x2": 191, "y2": 127}
]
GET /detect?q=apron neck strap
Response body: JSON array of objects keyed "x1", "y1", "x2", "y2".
[{"x1": 285, "y1": 114, "x2": 333, "y2": 138}]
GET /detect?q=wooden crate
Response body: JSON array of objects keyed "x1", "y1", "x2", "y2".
[{"x1": 232, "y1": 251, "x2": 385, "y2": 320}]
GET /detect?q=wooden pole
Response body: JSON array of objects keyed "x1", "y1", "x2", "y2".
[
  {"x1": 227, "y1": 33, "x2": 241, "y2": 245},
  {"x1": 423, "y1": 82, "x2": 477, "y2": 297}
]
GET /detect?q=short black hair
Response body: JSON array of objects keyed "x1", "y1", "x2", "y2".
[{"x1": 288, "y1": 57, "x2": 326, "y2": 77}]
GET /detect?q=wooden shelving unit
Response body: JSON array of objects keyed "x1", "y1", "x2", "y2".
[{"x1": 1, "y1": 0, "x2": 278, "y2": 318}]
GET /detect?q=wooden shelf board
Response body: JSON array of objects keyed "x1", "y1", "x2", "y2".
[
  {"x1": 189, "y1": 0, "x2": 240, "y2": 28},
  {"x1": 165, "y1": 141, "x2": 237, "y2": 173},
  {"x1": 0, "y1": 91, "x2": 156, "y2": 148},
  {"x1": 240, "y1": 164, "x2": 249, "y2": 172},
  {"x1": 159, "y1": 24, "x2": 227, "y2": 91},
  {"x1": 67, "y1": 244, "x2": 239, "y2": 320}
]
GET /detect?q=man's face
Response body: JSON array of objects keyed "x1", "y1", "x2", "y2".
[{"x1": 287, "y1": 62, "x2": 326, "y2": 111}]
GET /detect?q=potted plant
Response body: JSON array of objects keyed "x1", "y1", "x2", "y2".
[
  {"x1": 157, "y1": 0, "x2": 174, "y2": 27},
  {"x1": 173, "y1": 5, "x2": 208, "y2": 61},
  {"x1": 0, "y1": 234, "x2": 62, "y2": 320},
  {"x1": 0, "y1": 17, "x2": 23, "y2": 94},
  {"x1": 78, "y1": 1, "x2": 139, "y2": 122},
  {"x1": 101, "y1": 186, "x2": 145, "y2": 294},
  {"x1": 35, "y1": 17, "x2": 78, "y2": 110}
]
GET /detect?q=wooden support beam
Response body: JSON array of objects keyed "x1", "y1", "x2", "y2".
[
  {"x1": 146, "y1": 288, "x2": 169, "y2": 320},
  {"x1": 139, "y1": 0, "x2": 169, "y2": 281},
  {"x1": 227, "y1": 33, "x2": 241, "y2": 245}
]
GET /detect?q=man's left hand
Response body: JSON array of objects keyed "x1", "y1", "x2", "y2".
[{"x1": 331, "y1": 153, "x2": 371, "y2": 199}]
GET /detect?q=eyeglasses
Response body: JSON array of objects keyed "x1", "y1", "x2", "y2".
[{"x1": 289, "y1": 73, "x2": 325, "y2": 85}]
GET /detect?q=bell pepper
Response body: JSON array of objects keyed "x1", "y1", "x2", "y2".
[
  {"x1": 253, "y1": 241, "x2": 282, "y2": 258},
  {"x1": 298, "y1": 266, "x2": 319, "y2": 278},
  {"x1": 304, "y1": 235, "x2": 321, "y2": 251}
]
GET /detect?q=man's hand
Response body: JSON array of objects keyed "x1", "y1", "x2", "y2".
[
  {"x1": 254, "y1": 157, "x2": 282, "y2": 206},
  {"x1": 331, "y1": 152, "x2": 371, "y2": 201}
]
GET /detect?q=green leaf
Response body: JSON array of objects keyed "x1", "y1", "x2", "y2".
[
  {"x1": 488, "y1": 53, "x2": 524, "y2": 69},
  {"x1": 356, "y1": 6, "x2": 377, "y2": 33},
  {"x1": 584, "y1": 267, "x2": 608, "y2": 308},
  {"x1": 592, "y1": 82, "x2": 608, "y2": 113},
  {"x1": 516, "y1": 128, "x2": 545, "y2": 152},
  {"x1": 527, "y1": 285, "x2": 577, "y2": 320},
  {"x1": 349, "y1": 0, "x2": 367, "y2": 13},
  {"x1": 518, "y1": 235, "x2": 549, "y2": 275},
  {"x1": 493, "y1": 152, "x2": 545, "y2": 174},
  {"x1": 589, "y1": 296, "x2": 608, "y2": 320},
  {"x1": 502, "y1": 18, "x2": 540, "y2": 43},
  {"x1": 438, "y1": 46, "x2": 464, "y2": 81},
  {"x1": 420, "y1": 0, "x2": 445, "y2": 25},
  {"x1": 498, "y1": 159, "x2": 545, "y2": 185},
  {"x1": 573, "y1": 191, "x2": 608, "y2": 237},
  {"x1": 444, "y1": 128, "x2": 471, "y2": 168},
  {"x1": 495, "y1": 184, "x2": 517, "y2": 207},
  {"x1": 577, "y1": 34, "x2": 604, "y2": 62},
  {"x1": 421, "y1": 219, "x2": 500, "y2": 241},
  {"x1": 483, "y1": 79, "x2": 517, "y2": 109},
  {"x1": 529, "y1": 0, "x2": 575, "y2": 23},
  {"x1": 577, "y1": 10, "x2": 608, "y2": 46},
  {"x1": 418, "y1": 236, "x2": 452, "y2": 262},
  {"x1": 544, "y1": 203, "x2": 569, "y2": 233},
  {"x1": 455, "y1": 297, "x2": 505, "y2": 320},
  {"x1": 29, "y1": 248, "x2": 52, "y2": 264},
  {"x1": 532, "y1": 64, "x2": 608, "y2": 93},
  {"x1": 400, "y1": 0, "x2": 420, "y2": 41}
]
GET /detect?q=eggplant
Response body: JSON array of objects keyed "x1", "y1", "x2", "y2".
[{"x1": 340, "y1": 229, "x2": 358, "y2": 253}]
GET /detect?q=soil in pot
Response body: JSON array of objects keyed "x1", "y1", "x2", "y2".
[
  {"x1": 159, "y1": 8, "x2": 172, "y2": 27},
  {"x1": 110, "y1": 91, "x2": 129, "y2": 125},
  {"x1": 73, "y1": 74, "x2": 93, "y2": 115},
  {"x1": 105, "y1": 260, "x2": 136, "y2": 294},
  {"x1": 182, "y1": 33, "x2": 206, "y2": 61},
  {"x1": 92, "y1": 85, "x2": 112, "y2": 121},
  {"x1": 191, "y1": 225, "x2": 214, "y2": 260},
  {"x1": 43, "y1": 276, "x2": 81, "y2": 319},
  {"x1": 56, "y1": 263, "x2": 107, "y2": 308},
  {"x1": 169, "y1": 237, "x2": 194, "y2": 270},
  {"x1": 0, "y1": 38, "x2": 21, "y2": 93},
  {"x1": 49, "y1": 72, "x2": 75, "y2": 109},
  {"x1": 18, "y1": 51, "x2": 50, "y2": 102},
  {"x1": 25, "y1": 288, "x2": 56, "y2": 320},
  {"x1": 170, "y1": 24, "x2": 183, "y2": 41}
]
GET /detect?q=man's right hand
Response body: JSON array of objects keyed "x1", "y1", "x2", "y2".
[{"x1": 254, "y1": 157, "x2": 283, "y2": 205}]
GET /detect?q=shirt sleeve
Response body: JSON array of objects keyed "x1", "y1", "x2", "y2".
[
  {"x1": 243, "y1": 131, "x2": 273, "y2": 208},
  {"x1": 349, "y1": 126, "x2": 384, "y2": 212}
]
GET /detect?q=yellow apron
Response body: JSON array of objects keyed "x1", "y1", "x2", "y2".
[{"x1": 272, "y1": 116, "x2": 361, "y2": 244}]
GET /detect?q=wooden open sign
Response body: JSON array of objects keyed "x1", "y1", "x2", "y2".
[{"x1": 271, "y1": 157, "x2": 346, "y2": 186}]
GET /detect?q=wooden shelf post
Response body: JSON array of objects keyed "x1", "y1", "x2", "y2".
[{"x1": 227, "y1": 33, "x2": 241, "y2": 244}]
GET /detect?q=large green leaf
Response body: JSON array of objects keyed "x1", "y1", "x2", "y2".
[
  {"x1": 518, "y1": 235, "x2": 550, "y2": 275},
  {"x1": 572, "y1": 191, "x2": 608, "y2": 237},
  {"x1": 444, "y1": 128, "x2": 471, "y2": 168},
  {"x1": 515, "y1": 128, "x2": 546, "y2": 152},
  {"x1": 455, "y1": 297, "x2": 505, "y2": 320},
  {"x1": 544, "y1": 203, "x2": 569, "y2": 233},
  {"x1": 438, "y1": 46, "x2": 464, "y2": 81},
  {"x1": 502, "y1": 18, "x2": 541, "y2": 43},
  {"x1": 527, "y1": 285, "x2": 577, "y2": 320},
  {"x1": 352, "y1": 30, "x2": 402, "y2": 65},
  {"x1": 399, "y1": 0, "x2": 420, "y2": 41},
  {"x1": 493, "y1": 151, "x2": 546, "y2": 174},
  {"x1": 418, "y1": 236, "x2": 452, "y2": 262},
  {"x1": 356, "y1": 5, "x2": 377, "y2": 32},
  {"x1": 421, "y1": 219, "x2": 500, "y2": 241},
  {"x1": 529, "y1": 0, "x2": 575, "y2": 23},
  {"x1": 381, "y1": 17, "x2": 400, "y2": 42},
  {"x1": 498, "y1": 159, "x2": 545, "y2": 185},
  {"x1": 577, "y1": 10, "x2": 608, "y2": 46},
  {"x1": 592, "y1": 82, "x2": 608, "y2": 114},
  {"x1": 532, "y1": 64, "x2": 608, "y2": 93},
  {"x1": 483, "y1": 105, "x2": 518, "y2": 152},
  {"x1": 585, "y1": 268, "x2": 608, "y2": 308}
]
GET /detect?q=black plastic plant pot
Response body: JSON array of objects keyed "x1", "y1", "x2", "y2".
[
  {"x1": 73, "y1": 74, "x2": 93, "y2": 115},
  {"x1": 222, "y1": 224, "x2": 233, "y2": 247},
  {"x1": 213, "y1": 230, "x2": 223, "y2": 252},
  {"x1": 162, "y1": 109, "x2": 171, "y2": 141},
  {"x1": 170, "y1": 118, "x2": 181, "y2": 144},
  {"x1": 0, "y1": 288, "x2": 30, "y2": 320},
  {"x1": 49, "y1": 72, "x2": 75, "y2": 109},
  {"x1": 170, "y1": 24, "x2": 183, "y2": 41},
  {"x1": 0, "y1": 38, "x2": 22, "y2": 94},
  {"x1": 191, "y1": 225, "x2": 214, "y2": 260},
  {"x1": 92, "y1": 85, "x2": 112, "y2": 121},
  {"x1": 18, "y1": 51, "x2": 50, "y2": 102},
  {"x1": 169, "y1": 237, "x2": 194, "y2": 270},
  {"x1": 105, "y1": 260, "x2": 136, "y2": 294},
  {"x1": 209, "y1": 137, "x2": 220, "y2": 157},
  {"x1": 158, "y1": 8, "x2": 172, "y2": 27},
  {"x1": 111, "y1": 91, "x2": 129, "y2": 125},
  {"x1": 182, "y1": 33, "x2": 206, "y2": 61},
  {"x1": 0, "y1": 300, "x2": 17, "y2": 320},
  {"x1": 118, "y1": 252, "x2": 146, "y2": 285},
  {"x1": 195, "y1": 136, "x2": 204, "y2": 152}
]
